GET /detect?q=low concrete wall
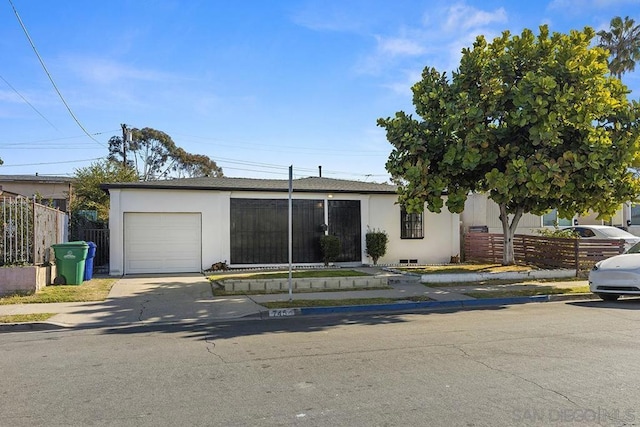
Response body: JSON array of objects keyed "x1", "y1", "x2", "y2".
[
  {"x1": 0, "y1": 265, "x2": 56, "y2": 296},
  {"x1": 421, "y1": 269, "x2": 577, "y2": 284},
  {"x1": 221, "y1": 276, "x2": 388, "y2": 292}
]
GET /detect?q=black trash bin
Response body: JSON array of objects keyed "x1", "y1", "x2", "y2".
[{"x1": 84, "y1": 241, "x2": 97, "y2": 281}]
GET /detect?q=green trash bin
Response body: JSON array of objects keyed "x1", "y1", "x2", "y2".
[{"x1": 52, "y1": 241, "x2": 89, "y2": 285}]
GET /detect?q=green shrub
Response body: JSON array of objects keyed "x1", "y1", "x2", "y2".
[
  {"x1": 366, "y1": 229, "x2": 388, "y2": 265},
  {"x1": 320, "y1": 235, "x2": 341, "y2": 266},
  {"x1": 536, "y1": 227, "x2": 578, "y2": 239}
]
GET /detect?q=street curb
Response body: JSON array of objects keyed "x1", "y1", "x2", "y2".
[
  {"x1": 264, "y1": 294, "x2": 585, "y2": 318},
  {"x1": 0, "y1": 322, "x2": 69, "y2": 333},
  {"x1": 300, "y1": 295, "x2": 548, "y2": 316},
  {"x1": 420, "y1": 269, "x2": 577, "y2": 284},
  {"x1": 0, "y1": 294, "x2": 601, "y2": 330},
  {"x1": 268, "y1": 295, "x2": 568, "y2": 318}
]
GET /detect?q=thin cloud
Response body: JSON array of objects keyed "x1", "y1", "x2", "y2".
[
  {"x1": 382, "y1": 69, "x2": 423, "y2": 96},
  {"x1": 372, "y1": 2, "x2": 510, "y2": 96},
  {"x1": 290, "y1": 2, "x2": 367, "y2": 33},
  {"x1": 62, "y1": 56, "x2": 174, "y2": 85},
  {"x1": 443, "y1": 3, "x2": 508, "y2": 32},
  {"x1": 0, "y1": 90, "x2": 22, "y2": 103},
  {"x1": 377, "y1": 36, "x2": 426, "y2": 56},
  {"x1": 356, "y1": 30, "x2": 436, "y2": 75},
  {"x1": 549, "y1": 0, "x2": 640, "y2": 9}
]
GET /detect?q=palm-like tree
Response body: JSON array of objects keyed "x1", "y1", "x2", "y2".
[{"x1": 597, "y1": 16, "x2": 640, "y2": 79}]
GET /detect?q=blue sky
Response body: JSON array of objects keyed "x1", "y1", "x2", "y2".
[{"x1": 1, "y1": 0, "x2": 639, "y2": 182}]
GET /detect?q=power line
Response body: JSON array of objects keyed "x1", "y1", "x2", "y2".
[
  {"x1": 0, "y1": 156, "x2": 106, "y2": 167},
  {"x1": 174, "y1": 132, "x2": 389, "y2": 156},
  {"x1": 220, "y1": 166, "x2": 293, "y2": 176},
  {"x1": 0, "y1": 130, "x2": 117, "y2": 147},
  {"x1": 216, "y1": 157, "x2": 388, "y2": 179},
  {"x1": 221, "y1": 165, "x2": 389, "y2": 181},
  {"x1": 8, "y1": 0, "x2": 106, "y2": 148},
  {"x1": 214, "y1": 156, "x2": 386, "y2": 176},
  {"x1": 0, "y1": 74, "x2": 58, "y2": 130},
  {"x1": 0, "y1": 146, "x2": 104, "y2": 150}
]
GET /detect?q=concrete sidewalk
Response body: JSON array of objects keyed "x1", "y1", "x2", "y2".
[
  {"x1": 246, "y1": 274, "x2": 476, "y2": 304},
  {"x1": 0, "y1": 270, "x2": 592, "y2": 330}
]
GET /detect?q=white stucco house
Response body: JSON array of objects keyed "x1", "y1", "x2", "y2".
[{"x1": 102, "y1": 176, "x2": 460, "y2": 275}]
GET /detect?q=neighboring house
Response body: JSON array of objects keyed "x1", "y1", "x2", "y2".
[
  {"x1": 462, "y1": 193, "x2": 631, "y2": 235},
  {"x1": 102, "y1": 177, "x2": 460, "y2": 275},
  {"x1": 0, "y1": 188, "x2": 23, "y2": 199},
  {"x1": 0, "y1": 174, "x2": 73, "y2": 212}
]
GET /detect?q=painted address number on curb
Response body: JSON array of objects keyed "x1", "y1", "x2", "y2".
[{"x1": 269, "y1": 309, "x2": 296, "y2": 317}]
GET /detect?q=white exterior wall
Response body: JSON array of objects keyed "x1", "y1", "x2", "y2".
[
  {"x1": 109, "y1": 188, "x2": 229, "y2": 275},
  {"x1": 368, "y1": 194, "x2": 460, "y2": 265},
  {"x1": 109, "y1": 188, "x2": 461, "y2": 275},
  {"x1": 485, "y1": 199, "x2": 542, "y2": 235},
  {"x1": 462, "y1": 193, "x2": 543, "y2": 235}
]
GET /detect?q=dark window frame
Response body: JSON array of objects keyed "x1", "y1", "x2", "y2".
[{"x1": 400, "y1": 207, "x2": 424, "y2": 239}]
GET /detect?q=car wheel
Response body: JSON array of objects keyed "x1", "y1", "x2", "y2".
[{"x1": 597, "y1": 293, "x2": 620, "y2": 301}]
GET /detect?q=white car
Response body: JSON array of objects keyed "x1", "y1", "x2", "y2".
[
  {"x1": 589, "y1": 242, "x2": 640, "y2": 301},
  {"x1": 562, "y1": 225, "x2": 640, "y2": 252}
]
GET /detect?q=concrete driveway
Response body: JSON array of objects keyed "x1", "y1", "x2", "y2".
[{"x1": 32, "y1": 274, "x2": 266, "y2": 328}]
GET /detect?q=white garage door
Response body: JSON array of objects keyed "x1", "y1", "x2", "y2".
[{"x1": 124, "y1": 213, "x2": 202, "y2": 274}]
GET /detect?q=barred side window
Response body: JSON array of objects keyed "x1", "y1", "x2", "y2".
[{"x1": 401, "y1": 207, "x2": 423, "y2": 239}]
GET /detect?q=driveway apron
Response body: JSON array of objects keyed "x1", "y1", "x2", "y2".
[{"x1": 46, "y1": 274, "x2": 265, "y2": 328}]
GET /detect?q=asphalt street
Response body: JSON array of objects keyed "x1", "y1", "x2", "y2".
[{"x1": 1, "y1": 300, "x2": 639, "y2": 426}]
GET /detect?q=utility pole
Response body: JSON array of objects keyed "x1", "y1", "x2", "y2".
[
  {"x1": 120, "y1": 123, "x2": 131, "y2": 168},
  {"x1": 288, "y1": 165, "x2": 293, "y2": 301}
]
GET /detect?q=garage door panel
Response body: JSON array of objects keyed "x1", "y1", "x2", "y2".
[{"x1": 124, "y1": 213, "x2": 201, "y2": 274}]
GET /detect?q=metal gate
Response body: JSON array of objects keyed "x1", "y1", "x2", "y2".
[
  {"x1": 71, "y1": 228, "x2": 109, "y2": 274},
  {"x1": 328, "y1": 200, "x2": 361, "y2": 262},
  {"x1": 230, "y1": 199, "x2": 325, "y2": 264}
]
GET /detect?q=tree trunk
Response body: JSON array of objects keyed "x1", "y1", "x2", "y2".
[{"x1": 498, "y1": 204, "x2": 524, "y2": 265}]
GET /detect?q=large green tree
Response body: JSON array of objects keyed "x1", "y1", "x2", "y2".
[
  {"x1": 70, "y1": 159, "x2": 138, "y2": 221},
  {"x1": 597, "y1": 16, "x2": 640, "y2": 78},
  {"x1": 108, "y1": 126, "x2": 223, "y2": 181},
  {"x1": 378, "y1": 25, "x2": 640, "y2": 265}
]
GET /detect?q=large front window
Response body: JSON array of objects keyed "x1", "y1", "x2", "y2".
[{"x1": 401, "y1": 207, "x2": 423, "y2": 239}]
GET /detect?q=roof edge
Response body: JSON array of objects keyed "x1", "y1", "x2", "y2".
[{"x1": 100, "y1": 182, "x2": 397, "y2": 194}]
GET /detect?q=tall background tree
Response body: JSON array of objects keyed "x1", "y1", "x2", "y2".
[
  {"x1": 597, "y1": 16, "x2": 640, "y2": 78},
  {"x1": 378, "y1": 25, "x2": 640, "y2": 265},
  {"x1": 108, "y1": 126, "x2": 223, "y2": 181}
]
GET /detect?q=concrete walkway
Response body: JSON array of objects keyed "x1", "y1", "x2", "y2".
[{"x1": 0, "y1": 269, "x2": 592, "y2": 330}]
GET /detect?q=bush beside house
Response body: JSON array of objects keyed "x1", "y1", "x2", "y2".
[
  {"x1": 366, "y1": 229, "x2": 388, "y2": 265},
  {"x1": 320, "y1": 235, "x2": 341, "y2": 266}
]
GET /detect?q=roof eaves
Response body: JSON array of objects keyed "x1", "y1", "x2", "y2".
[{"x1": 100, "y1": 182, "x2": 398, "y2": 194}]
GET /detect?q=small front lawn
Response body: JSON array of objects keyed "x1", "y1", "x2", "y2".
[
  {"x1": 0, "y1": 313, "x2": 56, "y2": 323},
  {"x1": 427, "y1": 277, "x2": 585, "y2": 288},
  {"x1": 464, "y1": 285, "x2": 591, "y2": 299},
  {"x1": 0, "y1": 278, "x2": 117, "y2": 304},
  {"x1": 398, "y1": 263, "x2": 536, "y2": 275}
]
